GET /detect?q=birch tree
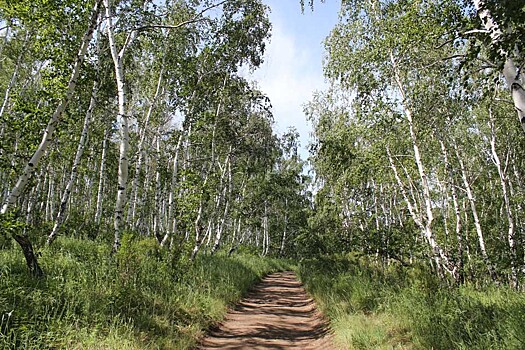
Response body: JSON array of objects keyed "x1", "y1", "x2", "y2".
[
  {"x1": 1, "y1": 0, "x2": 100, "y2": 214},
  {"x1": 0, "y1": 0, "x2": 101, "y2": 276},
  {"x1": 305, "y1": 0, "x2": 525, "y2": 284},
  {"x1": 46, "y1": 81, "x2": 98, "y2": 245},
  {"x1": 470, "y1": 0, "x2": 525, "y2": 133}
]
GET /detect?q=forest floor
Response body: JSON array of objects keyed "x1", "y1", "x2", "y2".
[{"x1": 197, "y1": 271, "x2": 335, "y2": 350}]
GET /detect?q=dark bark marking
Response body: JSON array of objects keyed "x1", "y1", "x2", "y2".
[{"x1": 12, "y1": 234, "x2": 44, "y2": 277}]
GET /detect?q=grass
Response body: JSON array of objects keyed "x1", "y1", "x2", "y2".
[
  {"x1": 298, "y1": 254, "x2": 525, "y2": 350},
  {"x1": 0, "y1": 234, "x2": 292, "y2": 349}
]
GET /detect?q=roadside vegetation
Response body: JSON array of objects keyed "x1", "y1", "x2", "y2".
[
  {"x1": 2, "y1": 1, "x2": 525, "y2": 349},
  {"x1": 299, "y1": 255, "x2": 525, "y2": 350},
  {"x1": 0, "y1": 235, "x2": 291, "y2": 349}
]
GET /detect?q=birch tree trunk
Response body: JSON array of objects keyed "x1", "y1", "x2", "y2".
[
  {"x1": 25, "y1": 167, "x2": 45, "y2": 226},
  {"x1": 0, "y1": 0, "x2": 100, "y2": 277},
  {"x1": 103, "y1": 0, "x2": 137, "y2": 251},
  {"x1": 439, "y1": 139, "x2": 464, "y2": 281},
  {"x1": 388, "y1": 51, "x2": 454, "y2": 276},
  {"x1": 1, "y1": 0, "x2": 100, "y2": 215},
  {"x1": 136, "y1": 155, "x2": 152, "y2": 233},
  {"x1": 0, "y1": 31, "x2": 29, "y2": 121},
  {"x1": 47, "y1": 81, "x2": 98, "y2": 245},
  {"x1": 153, "y1": 133, "x2": 163, "y2": 242},
  {"x1": 489, "y1": 115, "x2": 518, "y2": 285},
  {"x1": 94, "y1": 126, "x2": 110, "y2": 224},
  {"x1": 453, "y1": 142, "x2": 495, "y2": 279},
  {"x1": 160, "y1": 132, "x2": 184, "y2": 248},
  {"x1": 189, "y1": 75, "x2": 227, "y2": 259},
  {"x1": 387, "y1": 146, "x2": 453, "y2": 276},
  {"x1": 472, "y1": 0, "x2": 525, "y2": 132},
  {"x1": 45, "y1": 172, "x2": 55, "y2": 222},
  {"x1": 128, "y1": 67, "x2": 164, "y2": 223},
  {"x1": 262, "y1": 201, "x2": 269, "y2": 256},
  {"x1": 211, "y1": 151, "x2": 232, "y2": 254},
  {"x1": 279, "y1": 197, "x2": 288, "y2": 257},
  {"x1": 190, "y1": 218, "x2": 206, "y2": 261}
]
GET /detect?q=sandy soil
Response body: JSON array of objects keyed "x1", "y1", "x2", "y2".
[{"x1": 197, "y1": 271, "x2": 335, "y2": 350}]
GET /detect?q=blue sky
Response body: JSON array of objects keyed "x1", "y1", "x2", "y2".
[{"x1": 244, "y1": 0, "x2": 341, "y2": 159}]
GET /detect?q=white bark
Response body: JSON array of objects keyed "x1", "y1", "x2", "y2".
[
  {"x1": 453, "y1": 142, "x2": 495, "y2": 278},
  {"x1": 153, "y1": 133, "x2": 163, "y2": 242},
  {"x1": 190, "y1": 175, "x2": 208, "y2": 260},
  {"x1": 211, "y1": 151, "x2": 232, "y2": 254},
  {"x1": 45, "y1": 172, "x2": 55, "y2": 222},
  {"x1": 0, "y1": 31, "x2": 29, "y2": 120},
  {"x1": 262, "y1": 201, "x2": 269, "y2": 256},
  {"x1": 279, "y1": 197, "x2": 288, "y2": 257},
  {"x1": 1, "y1": 0, "x2": 101, "y2": 215},
  {"x1": 104, "y1": 0, "x2": 136, "y2": 251},
  {"x1": 472, "y1": 0, "x2": 525, "y2": 132},
  {"x1": 228, "y1": 216, "x2": 241, "y2": 256},
  {"x1": 439, "y1": 139, "x2": 464, "y2": 278},
  {"x1": 189, "y1": 75, "x2": 228, "y2": 259},
  {"x1": 160, "y1": 132, "x2": 184, "y2": 248},
  {"x1": 47, "y1": 81, "x2": 97, "y2": 245},
  {"x1": 38, "y1": 168, "x2": 49, "y2": 216},
  {"x1": 389, "y1": 51, "x2": 453, "y2": 276},
  {"x1": 136, "y1": 154, "x2": 152, "y2": 232},
  {"x1": 24, "y1": 167, "x2": 44, "y2": 225},
  {"x1": 128, "y1": 67, "x2": 165, "y2": 223},
  {"x1": 489, "y1": 115, "x2": 518, "y2": 284},
  {"x1": 95, "y1": 126, "x2": 110, "y2": 224},
  {"x1": 387, "y1": 147, "x2": 452, "y2": 275}
]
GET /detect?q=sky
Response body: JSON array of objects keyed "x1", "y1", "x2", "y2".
[{"x1": 243, "y1": 0, "x2": 340, "y2": 160}]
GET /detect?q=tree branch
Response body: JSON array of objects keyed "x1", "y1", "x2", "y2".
[
  {"x1": 133, "y1": 0, "x2": 228, "y2": 32},
  {"x1": 434, "y1": 29, "x2": 490, "y2": 50}
]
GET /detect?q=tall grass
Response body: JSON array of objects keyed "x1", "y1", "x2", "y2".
[
  {"x1": 298, "y1": 255, "x2": 525, "y2": 350},
  {"x1": 0, "y1": 235, "x2": 292, "y2": 349}
]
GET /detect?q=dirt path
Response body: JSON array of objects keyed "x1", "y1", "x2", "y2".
[{"x1": 197, "y1": 271, "x2": 334, "y2": 350}]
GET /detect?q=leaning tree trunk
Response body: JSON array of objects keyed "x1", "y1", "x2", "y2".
[
  {"x1": 47, "y1": 81, "x2": 98, "y2": 245},
  {"x1": 0, "y1": 31, "x2": 29, "y2": 121},
  {"x1": 1, "y1": 0, "x2": 100, "y2": 215},
  {"x1": 12, "y1": 234, "x2": 44, "y2": 277},
  {"x1": 127, "y1": 68, "x2": 164, "y2": 224},
  {"x1": 388, "y1": 50, "x2": 454, "y2": 277},
  {"x1": 387, "y1": 146, "x2": 453, "y2": 276},
  {"x1": 489, "y1": 115, "x2": 518, "y2": 285},
  {"x1": 0, "y1": 0, "x2": 101, "y2": 277},
  {"x1": 439, "y1": 139, "x2": 464, "y2": 281},
  {"x1": 453, "y1": 141, "x2": 496, "y2": 280}
]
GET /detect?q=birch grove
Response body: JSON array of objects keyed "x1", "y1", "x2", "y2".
[
  {"x1": 1, "y1": 0, "x2": 525, "y2": 289},
  {"x1": 0, "y1": 0, "x2": 309, "y2": 276},
  {"x1": 307, "y1": 0, "x2": 525, "y2": 284}
]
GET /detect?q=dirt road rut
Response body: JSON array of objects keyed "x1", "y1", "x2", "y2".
[{"x1": 198, "y1": 271, "x2": 334, "y2": 350}]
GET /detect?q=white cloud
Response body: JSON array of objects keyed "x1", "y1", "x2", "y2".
[{"x1": 244, "y1": 19, "x2": 326, "y2": 159}]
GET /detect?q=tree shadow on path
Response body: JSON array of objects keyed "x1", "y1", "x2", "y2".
[{"x1": 197, "y1": 271, "x2": 334, "y2": 350}]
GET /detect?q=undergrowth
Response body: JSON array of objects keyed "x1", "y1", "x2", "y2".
[
  {"x1": 298, "y1": 254, "x2": 525, "y2": 350},
  {"x1": 0, "y1": 235, "x2": 292, "y2": 349}
]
